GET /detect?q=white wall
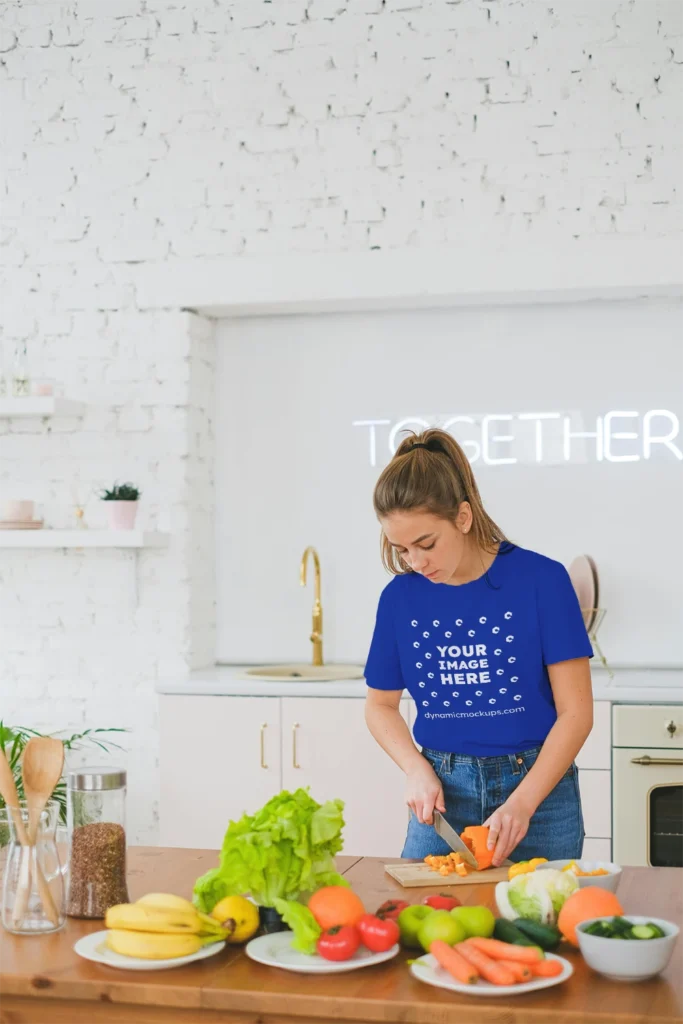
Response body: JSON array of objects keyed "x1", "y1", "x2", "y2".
[
  {"x1": 1, "y1": 0, "x2": 681, "y2": 840},
  {"x1": 215, "y1": 298, "x2": 683, "y2": 669},
  {"x1": 0, "y1": 311, "x2": 215, "y2": 844}
]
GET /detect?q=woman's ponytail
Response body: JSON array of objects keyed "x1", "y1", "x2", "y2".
[{"x1": 374, "y1": 428, "x2": 506, "y2": 574}]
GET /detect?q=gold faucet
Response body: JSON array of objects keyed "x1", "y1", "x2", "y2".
[{"x1": 300, "y1": 546, "x2": 323, "y2": 667}]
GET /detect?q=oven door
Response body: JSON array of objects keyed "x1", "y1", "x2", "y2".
[{"x1": 613, "y1": 748, "x2": 683, "y2": 867}]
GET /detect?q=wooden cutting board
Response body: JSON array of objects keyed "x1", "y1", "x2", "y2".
[{"x1": 384, "y1": 861, "x2": 511, "y2": 888}]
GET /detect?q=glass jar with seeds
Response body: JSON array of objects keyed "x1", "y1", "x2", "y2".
[{"x1": 65, "y1": 767, "x2": 130, "y2": 919}]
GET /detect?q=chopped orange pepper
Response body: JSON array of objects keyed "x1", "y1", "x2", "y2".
[
  {"x1": 424, "y1": 851, "x2": 467, "y2": 876},
  {"x1": 563, "y1": 860, "x2": 610, "y2": 877},
  {"x1": 460, "y1": 826, "x2": 495, "y2": 870}
]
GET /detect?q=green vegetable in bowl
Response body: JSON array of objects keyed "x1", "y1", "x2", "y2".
[
  {"x1": 193, "y1": 788, "x2": 347, "y2": 912},
  {"x1": 582, "y1": 917, "x2": 667, "y2": 940}
]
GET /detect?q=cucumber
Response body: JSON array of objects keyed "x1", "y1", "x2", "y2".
[
  {"x1": 512, "y1": 918, "x2": 562, "y2": 951},
  {"x1": 493, "y1": 919, "x2": 540, "y2": 947},
  {"x1": 582, "y1": 918, "x2": 666, "y2": 941},
  {"x1": 609, "y1": 916, "x2": 635, "y2": 936}
]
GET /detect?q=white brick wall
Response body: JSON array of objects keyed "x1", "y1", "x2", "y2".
[
  {"x1": 0, "y1": 309, "x2": 215, "y2": 843},
  {"x1": 0, "y1": 0, "x2": 680, "y2": 842}
]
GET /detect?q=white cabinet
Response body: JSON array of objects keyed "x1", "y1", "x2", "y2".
[
  {"x1": 576, "y1": 701, "x2": 610, "y2": 770},
  {"x1": 159, "y1": 694, "x2": 413, "y2": 856},
  {"x1": 158, "y1": 692, "x2": 618, "y2": 858},
  {"x1": 582, "y1": 837, "x2": 612, "y2": 861},
  {"x1": 281, "y1": 698, "x2": 411, "y2": 858},
  {"x1": 578, "y1": 768, "x2": 611, "y2": 839},
  {"x1": 159, "y1": 696, "x2": 282, "y2": 849},
  {"x1": 575, "y1": 701, "x2": 612, "y2": 858}
]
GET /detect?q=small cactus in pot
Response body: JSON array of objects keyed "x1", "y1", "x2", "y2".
[{"x1": 100, "y1": 482, "x2": 141, "y2": 531}]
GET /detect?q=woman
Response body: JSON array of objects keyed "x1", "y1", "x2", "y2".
[{"x1": 364, "y1": 428, "x2": 593, "y2": 867}]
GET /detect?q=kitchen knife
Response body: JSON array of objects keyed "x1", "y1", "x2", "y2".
[{"x1": 433, "y1": 811, "x2": 479, "y2": 869}]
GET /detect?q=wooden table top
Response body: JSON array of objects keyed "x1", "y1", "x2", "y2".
[{"x1": 1, "y1": 847, "x2": 681, "y2": 1024}]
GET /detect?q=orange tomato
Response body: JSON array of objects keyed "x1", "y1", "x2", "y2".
[{"x1": 308, "y1": 886, "x2": 365, "y2": 930}]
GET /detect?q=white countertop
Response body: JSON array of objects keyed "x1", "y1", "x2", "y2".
[{"x1": 158, "y1": 664, "x2": 683, "y2": 704}]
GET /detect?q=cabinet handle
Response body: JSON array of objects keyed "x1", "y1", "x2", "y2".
[
  {"x1": 631, "y1": 755, "x2": 683, "y2": 766},
  {"x1": 666, "y1": 720, "x2": 678, "y2": 738},
  {"x1": 292, "y1": 722, "x2": 301, "y2": 769},
  {"x1": 260, "y1": 723, "x2": 268, "y2": 770}
]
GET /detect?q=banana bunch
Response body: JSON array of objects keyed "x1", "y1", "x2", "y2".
[{"x1": 105, "y1": 893, "x2": 228, "y2": 960}]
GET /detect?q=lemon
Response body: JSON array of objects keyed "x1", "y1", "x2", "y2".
[{"x1": 210, "y1": 895, "x2": 259, "y2": 944}]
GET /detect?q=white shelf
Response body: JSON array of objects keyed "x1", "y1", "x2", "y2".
[
  {"x1": 0, "y1": 397, "x2": 85, "y2": 418},
  {"x1": 0, "y1": 530, "x2": 168, "y2": 548}
]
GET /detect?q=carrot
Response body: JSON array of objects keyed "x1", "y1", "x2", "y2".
[
  {"x1": 430, "y1": 940, "x2": 478, "y2": 985},
  {"x1": 529, "y1": 958, "x2": 563, "y2": 977},
  {"x1": 497, "y1": 959, "x2": 532, "y2": 983},
  {"x1": 467, "y1": 936, "x2": 543, "y2": 963},
  {"x1": 457, "y1": 940, "x2": 516, "y2": 986}
]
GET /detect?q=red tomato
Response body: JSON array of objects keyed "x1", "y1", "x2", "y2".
[
  {"x1": 357, "y1": 913, "x2": 401, "y2": 953},
  {"x1": 375, "y1": 899, "x2": 410, "y2": 921},
  {"x1": 422, "y1": 894, "x2": 461, "y2": 911},
  {"x1": 317, "y1": 925, "x2": 361, "y2": 962}
]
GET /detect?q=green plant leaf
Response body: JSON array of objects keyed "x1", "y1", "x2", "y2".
[
  {"x1": 99, "y1": 482, "x2": 141, "y2": 501},
  {"x1": 0, "y1": 723, "x2": 128, "y2": 824},
  {"x1": 0, "y1": 724, "x2": 17, "y2": 749}
]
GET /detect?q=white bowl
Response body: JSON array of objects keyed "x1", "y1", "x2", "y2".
[
  {"x1": 577, "y1": 916, "x2": 679, "y2": 982},
  {"x1": 538, "y1": 859, "x2": 621, "y2": 893}
]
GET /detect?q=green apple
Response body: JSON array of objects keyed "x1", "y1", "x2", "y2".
[
  {"x1": 417, "y1": 909, "x2": 467, "y2": 952},
  {"x1": 450, "y1": 905, "x2": 496, "y2": 938},
  {"x1": 397, "y1": 905, "x2": 434, "y2": 948}
]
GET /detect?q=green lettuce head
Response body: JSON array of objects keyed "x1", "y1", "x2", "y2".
[
  {"x1": 495, "y1": 869, "x2": 578, "y2": 925},
  {"x1": 193, "y1": 788, "x2": 347, "y2": 913}
]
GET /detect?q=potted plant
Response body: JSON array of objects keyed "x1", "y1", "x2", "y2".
[
  {"x1": 0, "y1": 723, "x2": 126, "y2": 845},
  {"x1": 100, "y1": 482, "x2": 141, "y2": 531}
]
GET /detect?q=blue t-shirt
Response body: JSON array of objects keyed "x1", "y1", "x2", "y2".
[{"x1": 365, "y1": 545, "x2": 593, "y2": 756}]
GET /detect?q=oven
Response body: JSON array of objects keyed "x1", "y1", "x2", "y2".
[{"x1": 613, "y1": 704, "x2": 683, "y2": 867}]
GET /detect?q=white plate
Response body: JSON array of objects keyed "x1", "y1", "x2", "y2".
[
  {"x1": 411, "y1": 951, "x2": 573, "y2": 997},
  {"x1": 74, "y1": 931, "x2": 226, "y2": 971},
  {"x1": 246, "y1": 931, "x2": 399, "y2": 974},
  {"x1": 568, "y1": 555, "x2": 597, "y2": 631}
]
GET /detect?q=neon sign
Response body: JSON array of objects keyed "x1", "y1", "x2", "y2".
[{"x1": 352, "y1": 410, "x2": 682, "y2": 467}]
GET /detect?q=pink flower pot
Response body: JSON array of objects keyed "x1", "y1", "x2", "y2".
[{"x1": 106, "y1": 501, "x2": 138, "y2": 531}]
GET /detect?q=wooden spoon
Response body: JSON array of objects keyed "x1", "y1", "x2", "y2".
[
  {"x1": 14, "y1": 738, "x2": 64, "y2": 928},
  {"x1": 23, "y1": 737, "x2": 65, "y2": 843},
  {"x1": 0, "y1": 747, "x2": 30, "y2": 845}
]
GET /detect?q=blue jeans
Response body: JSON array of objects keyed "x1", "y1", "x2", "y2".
[{"x1": 402, "y1": 746, "x2": 584, "y2": 862}]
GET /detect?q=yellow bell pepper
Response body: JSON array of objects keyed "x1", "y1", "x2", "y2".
[{"x1": 507, "y1": 857, "x2": 548, "y2": 880}]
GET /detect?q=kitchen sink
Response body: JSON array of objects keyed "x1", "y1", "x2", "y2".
[{"x1": 244, "y1": 663, "x2": 365, "y2": 682}]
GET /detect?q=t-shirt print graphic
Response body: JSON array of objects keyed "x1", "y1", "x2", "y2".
[{"x1": 409, "y1": 612, "x2": 523, "y2": 714}]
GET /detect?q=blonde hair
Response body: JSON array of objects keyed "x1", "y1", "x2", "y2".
[{"x1": 373, "y1": 428, "x2": 507, "y2": 575}]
